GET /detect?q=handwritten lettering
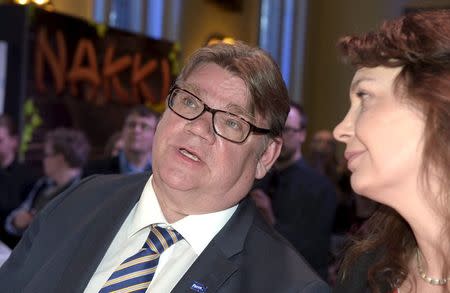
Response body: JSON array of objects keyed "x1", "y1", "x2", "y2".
[{"x1": 34, "y1": 27, "x2": 171, "y2": 107}]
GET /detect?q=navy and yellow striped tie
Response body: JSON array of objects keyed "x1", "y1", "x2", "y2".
[{"x1": 100, "y1": 225, "x2": 183, "y2": 293}]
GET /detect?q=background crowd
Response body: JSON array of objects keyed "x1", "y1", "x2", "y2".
[
  {"x1": 1, "y1": 7, "x2": 449, "y2": 293},
  {"x1": 0, "y1": 102, "x2": 373, "y2": 285}
]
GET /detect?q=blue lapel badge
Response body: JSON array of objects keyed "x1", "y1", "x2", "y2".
[{"x1": 190, "y1": 281, "x2": 208, "y2": 292}]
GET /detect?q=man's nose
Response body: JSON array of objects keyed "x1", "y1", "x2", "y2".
[{"x1": 184, "y1": 111, "x2": 216, "y2": 144}]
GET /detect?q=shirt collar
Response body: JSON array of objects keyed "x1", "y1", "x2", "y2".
[{"x1": 130, "y1": 175, "x2": 238, "y2": 255}]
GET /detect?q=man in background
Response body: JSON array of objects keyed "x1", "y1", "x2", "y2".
[
  {"x1": 84, "y1": 105, "x2": 158, "y2": 176},
  {"x1": 0, "y1": 114, "x2": 37, "y2": 247},
  {"x1": 251, "y1": 103, "x2": 337, "y2": 280},
  {"x1": 308, "y1": 129, "x2": 339, "y2": 183},
  {"x1": 4, "y1": 128, "x2": 89, "y2": 244}
]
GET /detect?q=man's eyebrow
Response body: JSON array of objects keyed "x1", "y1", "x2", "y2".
[
  {"x1": 176, "y1": 82, "x2": 203, "y2": 96},
  {"x1": 225, "y1": 103, "x2": 256, "y2": 121},
  {"x1": 177, "y1": 81, "x2": 256, "y2": 120}
]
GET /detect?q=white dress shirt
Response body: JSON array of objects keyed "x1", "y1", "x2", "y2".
[
  {"x1": 84, "y1": 175, "x2": 237, "y2": 293},
  {"x1": 0, "y1": 240, "x2": 11, "y2": 267}
]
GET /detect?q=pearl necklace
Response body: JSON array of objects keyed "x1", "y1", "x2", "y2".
[{"x1": 416, "y1": 249, "x2": 450, "y2": 286}]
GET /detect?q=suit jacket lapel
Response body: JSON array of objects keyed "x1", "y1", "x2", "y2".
[
  {"x1": 172, "y1": 198, "x2": 255, "y2": 293},
  {"x1": 54, "y1": 176, "x2": 146, "y2": 292}
]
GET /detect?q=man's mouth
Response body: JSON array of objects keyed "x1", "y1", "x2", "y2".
[{"x1": 179, "y1": 148, "x2": 200, "y2": 162}]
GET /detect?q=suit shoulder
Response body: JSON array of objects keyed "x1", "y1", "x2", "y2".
[
  {"x1": 40, "y1": 173, "x2": 150, "y2": 215},
  {"x1": 244, "y1": 217, "x2": 329, "y2": 290},
  {"x1": 84, "y1": 156, "x2": 120, "y2": 176}
]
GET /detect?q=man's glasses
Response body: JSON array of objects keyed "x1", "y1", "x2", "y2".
[{"x1": 167, "y1": 86, "x2": 271, "y2": 143}]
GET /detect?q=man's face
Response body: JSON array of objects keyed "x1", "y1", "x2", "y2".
[
  {"x1": 43, "y1": 142, "x2": 65, "y2": 179},
  {"x1": 152, "y1": 63, "x2": 281, "y2": 217},
  {"x1": 0, "y1": 126, "x2": 18, "y2": 165},
  {"x1": 311, "y1": 130, "x2": 335, "y2": 155},
  {"x1": 122, "y1": 114, "x2": 157, "y2": 156},
  {"x1": 278, "y1": 107, "x2": 305, "y2": 163}
]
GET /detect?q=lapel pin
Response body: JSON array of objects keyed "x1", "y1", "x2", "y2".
[{"x1": 190, "y1": 281, "x2": 208, "y2": 292}]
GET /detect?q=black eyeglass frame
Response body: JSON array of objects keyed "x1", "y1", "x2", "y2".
[{"x1": 167, "y1": 86, "x2": 271, "y2": 143}]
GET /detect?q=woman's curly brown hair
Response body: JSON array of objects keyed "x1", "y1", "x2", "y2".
[{"x1": 337, "y1": 9, "x2": 450, "y2": 292}]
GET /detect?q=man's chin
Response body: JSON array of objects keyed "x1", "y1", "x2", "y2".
[{"x1": 154, "y1": 167, "x2": 199, "y2": 192}]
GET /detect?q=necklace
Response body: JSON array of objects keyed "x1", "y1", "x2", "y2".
[{"x1": 416, "y1": 248, "x2": 450, "y2": 286}]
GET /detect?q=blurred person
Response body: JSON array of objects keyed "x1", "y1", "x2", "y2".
[
  {"x1": 103, "y1": 131, "x2": 124, "y2": 157},
  {"x1": 334, "y1": 10, "x2": 450, "y2": 293},
  {"x1": 85, "y1": 106, "x2": 157, "y2": 175},
  {"x1": 0, "y1": 42, "x2": 329, "y2": 292},
  {"x1": 251, "y1": 103, "x2": 337, "y2": 280},
  {"x1": 308, "y1": 129, "x2": 339, "y2": 183},
  {"x1": 308, "y1": 131, "x2": 353, "y2": 234},
  {"x1": 4, "y1": 128, "x2": 90, "y2": 244},
  {"x1": 0, "y1": 115, "x2": 18, "y2": 171},
  {"x1": 0, "y1": 114, "x2": 38, "y2": 246},
  {"x1": 308, "y1": 130, "x2": 377, "y2": 259},
  {"x1": 308, "y1": 130, "x2": 356, "y2": 284}
]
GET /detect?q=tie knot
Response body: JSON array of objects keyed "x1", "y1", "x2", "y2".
[{"x1": 145, "y1": 225, "x2": 183, "y2": 254}]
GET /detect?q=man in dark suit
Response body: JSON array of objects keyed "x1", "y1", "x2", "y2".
[
  {"x1": 0, "y1": 42, "x2": 330, "y2": 292},
  {"x1": 0, "y1": 114, "x2": 38, "y2": 247},
  {"x1": 251, "y1": 103, "x2": 337, "y2": 280},
  {"x1": 84, "y1": 105, "x2": 158, "y2": 176}
]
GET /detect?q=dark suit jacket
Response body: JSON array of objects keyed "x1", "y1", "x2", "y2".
[
  {"x1": 0, "y1": 160, "x2": 39, "y2": 248},
  {"x1": 256, "y1": 159, "x2": 337, "y2": 279},
  {"x1": 83, "y1": 156, "x2": 121, "y2": 177},
  {"x1": 0, "y1": 160, "x2": 39, "y2": 220},
  {"x1": 0, "y1": 173, "x2": 330, "y2": 292}
]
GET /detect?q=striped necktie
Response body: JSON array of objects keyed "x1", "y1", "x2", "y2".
[{"x1": 99, "y1": 225, "x2": 183, "y2": 293}]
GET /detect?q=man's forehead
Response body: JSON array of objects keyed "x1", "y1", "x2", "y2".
[{"x1": 288, "y1": 107, "x2": 301, "y2": 121}]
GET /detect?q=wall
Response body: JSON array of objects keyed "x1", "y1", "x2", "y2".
[
  {"x1": 45, "y1": 0, "x2": 261, "y2": 66},
  {"x1": 31, "y1": 0, "x2": 443, "y2": 150},
  {"x1": 51, "y1": 0, "x2": 92, "y2": 21},
  {"x1": 177, "y1": 0, "x2": 260, "y2": 62},
  {"x1": 302, "y1": 0, "x2": 411, "y2": 152}
]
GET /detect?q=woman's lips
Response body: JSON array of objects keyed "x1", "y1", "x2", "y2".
[{"x1": 344, "y1": 150, "x2": 364, "y2": 169}]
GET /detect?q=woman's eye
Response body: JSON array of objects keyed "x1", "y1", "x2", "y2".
[
  {"x1": 356, "y1": 90, "x2": 369, "y2": 99},
  {"x1": 355, "y1": 90, "x2": 372, "y2": 111}
]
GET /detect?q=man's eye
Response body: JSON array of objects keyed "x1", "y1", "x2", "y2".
[
  {"x1": 181, "y1": 96, "x2": 198, "y2": 108},
  {"x1": 225, "y1": 118, "x2": 242, "y2": 130}
]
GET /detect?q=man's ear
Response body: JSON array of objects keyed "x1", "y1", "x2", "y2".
[{"x1": 255, "y1": 137, "x2": 282, "y2": 179}]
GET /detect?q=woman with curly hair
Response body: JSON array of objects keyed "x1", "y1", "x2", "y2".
[{"x1": 333, "y1": 9, "x2": 450, "y2": 293}]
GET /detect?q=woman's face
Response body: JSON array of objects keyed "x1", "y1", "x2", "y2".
[{"x1": 333, "y1": 66, "x2": 425, "y2": 206}]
